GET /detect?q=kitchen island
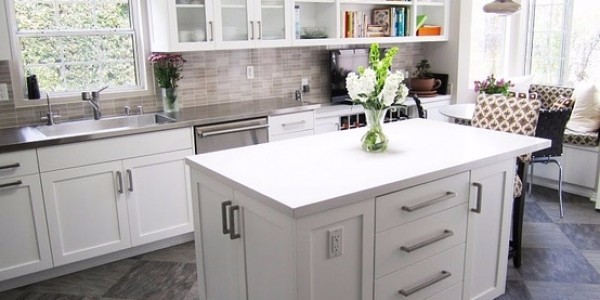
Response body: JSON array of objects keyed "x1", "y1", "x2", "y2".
[{"x1": 186, "y1": 119, "x2": 550, "y2": 300}]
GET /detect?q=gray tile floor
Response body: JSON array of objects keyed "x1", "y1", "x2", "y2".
[{"x1": 1, "y1": 186, "x2": 599, "y2": 300}]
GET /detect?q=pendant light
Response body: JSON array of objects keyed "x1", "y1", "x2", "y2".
[{"x1": 483, "y1": 0, "x2": 521, "y2": 15}]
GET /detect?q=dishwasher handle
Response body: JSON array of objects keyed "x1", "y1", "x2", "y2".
[{"x1": 197, "y1": 124, "x2": 269, "y2": 138}]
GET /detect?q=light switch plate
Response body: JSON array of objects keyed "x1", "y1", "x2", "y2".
[{"x1": 0, "y1": 83, "x2": 8, "y2": 101}]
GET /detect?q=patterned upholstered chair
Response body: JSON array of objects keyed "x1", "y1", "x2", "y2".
[{"x1": 471, "y1": 93, "x2": 542, "y2": 268}]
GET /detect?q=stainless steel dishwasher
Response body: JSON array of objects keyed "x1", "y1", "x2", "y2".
[{"x1": 194, "y1": 118, "x2": 269, "y2": 154}]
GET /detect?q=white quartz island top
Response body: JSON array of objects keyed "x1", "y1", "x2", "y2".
[{"x1": 186, "y1": 119, "x2": 550, "y2": 218}]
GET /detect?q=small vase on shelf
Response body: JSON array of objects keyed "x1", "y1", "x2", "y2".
[
  {"x1": 361, "y1": 108, "x2": 389, "y2": 153},
  {"x1": 161, "y1": 87, "x2": 179, "y2": 113}
]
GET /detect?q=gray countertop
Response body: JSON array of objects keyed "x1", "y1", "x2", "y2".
[{"x1": 0, "y1": 98, "x2": 322, "y2": 153}]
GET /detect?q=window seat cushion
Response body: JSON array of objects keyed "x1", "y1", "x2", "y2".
[{"x1": 564, "y1": 129, "x2": 599, "y2": 147}]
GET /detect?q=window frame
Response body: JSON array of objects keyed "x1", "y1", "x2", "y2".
[{"x1": 6, "y1": 0, "x2": 153, "y2": 107}]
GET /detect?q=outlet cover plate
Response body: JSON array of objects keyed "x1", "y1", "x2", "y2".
[{"x1": 0, "y1": 83, "x2": 8, "y2": 101}]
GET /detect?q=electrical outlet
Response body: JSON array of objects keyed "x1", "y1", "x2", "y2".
[
  {"x1": 301, "y1": 78, "x2": 308, "y2": 86},
  {"x1": 247, "y1": 66, "x2": 255, "y2": 79},
  {"x1": 0, "y1": 83, "x2": 9, "y2": 102},
  {"x1": 328, "y1": 227, "x2": 343, "y2": 258}
]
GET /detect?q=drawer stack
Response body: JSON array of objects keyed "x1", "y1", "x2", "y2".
[{"x1": 374, "y1": 172, "x2": 470, "y2": 300}]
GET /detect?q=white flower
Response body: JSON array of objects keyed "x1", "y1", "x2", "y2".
[
  {"x1": 346, "y1": 68, "x2": 376, "y2": 103},
  {"x1": 379, "y1": 71, "x2": 407, "y2": 106}
]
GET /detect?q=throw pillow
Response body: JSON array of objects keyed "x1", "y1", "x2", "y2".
[
  {"x1": 550, "y1": 97, "x2": 575, "y2": 111},
  {"x1": 566, "y1": 82, "x2": 600, "y2": 132}
]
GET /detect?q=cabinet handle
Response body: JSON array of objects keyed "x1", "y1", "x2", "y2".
[
  {"x1": 0, "y1": 163, "x2": 20, "y2": 170},
  {"x1": 250, "y1": 21, "x2": 255, "y2": 40},
  {"x1": 221, "y1": 201, "x2": 232, "y2": 235},
  {"x1": 400, "y1": 230, "x2": 454, "y2": 253},
  {"x1": 471, "y1": 182, "x2": 483, "y2": 213},
  {"x1": 126, "y1": 169, "x2": 133, "y2": 192},
  {"x1": 281, "y1": 120, "x2": 306, "y2": 127},
  {"x1": 336, "y1": 122, "x2": 340, "y2": 131},
  {"x1": 257, "y1": 21, "x2": 262, "y2": 39},
  {"x1": 398, "y1": 271, "x2": 451, "y2": 296},
  {"x1": 229, "y1": 205, "x2": 241, "y2": 240},
  {"x1": 116, "y1": 171, "x2": 124, "y2": 194},
  {"x1": 0, "y1": 180, "x2": 22, "y2": 189},
  {"x1": 209, "y1": 21, "x2": 214, "y2": 41},
  {"x1": 401, "y1": 192, "x2": 456, "y2": 212}
]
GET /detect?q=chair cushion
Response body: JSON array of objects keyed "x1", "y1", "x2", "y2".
[
  {"x1": 472, "y1": 94, "x2": 541, "y2": 136},
  {"x1": 566, "y1": 82, "x2": 600, "y2": 133},
  {"x1": 564, "y1": 129, "x2": 600, "y2": 146},
  {"x1": 514, "y1": 174, "x2": 522, "y2": 198}
]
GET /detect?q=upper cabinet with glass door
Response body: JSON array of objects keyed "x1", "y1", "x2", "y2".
[
  {"x1": 214, "y1": 0, "x2": 290, "y2": 49},
  {"x1": 148, "y1": 0, "x2": 216, "y2": 52}
]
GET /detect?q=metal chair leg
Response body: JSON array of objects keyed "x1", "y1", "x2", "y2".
[
  {"x1": 549, "y1": 159, "x2": 565, "y2": 218},
  {"x1": 528, "y1": 162, "x2": 534, "y2": 195}
]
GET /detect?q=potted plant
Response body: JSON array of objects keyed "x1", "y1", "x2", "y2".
[{"x1": 410, "y1": 59, "x2": 441, "y2": 92}]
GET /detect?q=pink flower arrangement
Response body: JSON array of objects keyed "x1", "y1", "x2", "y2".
[
  {"x1": 148, "y1": 53, "x2": 186, "y2": 89},
  {"x1": 474, "y1": 74, "x2": 513, "y2": 95}
]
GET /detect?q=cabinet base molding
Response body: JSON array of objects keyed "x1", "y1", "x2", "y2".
[{"x1": 0, "y1": 233, "x2": 194, "y2": 292}]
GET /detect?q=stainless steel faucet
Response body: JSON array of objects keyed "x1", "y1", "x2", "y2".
[
  {"x1": 82, "y1": 86, "x2": 108, "y2": 120},
  {"x1": 40, "y1": 92, "x2": 60, "y2": 125}
]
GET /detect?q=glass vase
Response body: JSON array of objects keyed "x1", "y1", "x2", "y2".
[
  {"x1": 161, "y1": 87, "x2": 179, "y2": 113},
  {"x1": 361, "y1": 108, "x2": 389, "y2": 152}
]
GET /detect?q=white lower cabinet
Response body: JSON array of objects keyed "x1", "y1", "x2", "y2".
[
  {"x1": 192, "y1": 160, "x2": 513, "y2": 300},
  {"x1": 0, "y1": 174, "x2": 52, "y2": 281},
  {"x1": 39, "y1": 128, "x2": 194, "y2": 266},
  {"x1": 464, "y1": 159, "x2": 514, "y2": 300}
]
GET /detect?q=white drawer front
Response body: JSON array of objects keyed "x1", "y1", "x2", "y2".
[
  {"x1": 375, "y1": 245, "x2": 465, "y2": 300},
  {"x1": 0, "y1": 149, "x2": 39, "y2": 180},
  {"x1": 269, "y1": 111, "x2": 314, "y2": 136},
  {"x1": 270, "y1": 129, "x2": 314, "y2": 142},
  {"x1": 38, "y1": 127, "x2": 193, "y2": 172},
  {"x1": 376, "y1": 172, "x2": 469, "y2": 233},
  {"x1": 375, "y1": 203, "x2": 468, "y2": 278}
]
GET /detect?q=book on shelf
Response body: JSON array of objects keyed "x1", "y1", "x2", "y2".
[
  {"x1": 343, "y1": 10, "x2": 368, "y2": 38},
  {"x1": 417, "y1": 25, "x2": 441, "y2": 36}
]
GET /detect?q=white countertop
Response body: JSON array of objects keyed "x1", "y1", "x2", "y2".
[{"x1": 186, "y1": 119, "x2": 550, "y2": 218}]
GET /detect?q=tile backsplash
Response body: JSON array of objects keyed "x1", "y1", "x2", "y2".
[{"x1": 0, "y1": 44, "x2": 423, "y2": 129}]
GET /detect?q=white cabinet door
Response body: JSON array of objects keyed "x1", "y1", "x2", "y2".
[
  {"x1": 124, "y1": 149, "x2": 194, "y2": 246},
  {"x1": 214, "y1": 0, "x2": 289, "y2": 49},
  {"x1": 236, "y1": 191, "x2": 294, "y2": 300},
  {"x1": 0, "y1": 174, "x2": 52, "y2": 281},
  {"x1": 41, "y1": 161, "x2": 131, "y2": 266},
  {"x1": 0, "y1": 1, "x2": 11, "y2": 60},
  {"x1": 148, "y1": 0, "x2": 216, "y2": 52},
  {"x1": 197, "y1": 174, "x2": 247, "y2": 300},
  {"x1": 464, "y1": 159, "x2": 513, "y2": 300}
]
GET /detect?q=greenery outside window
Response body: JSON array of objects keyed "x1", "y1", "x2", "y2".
[
  {"x1": 9, "y1": 0, "x2": 148, "y2": 101},
  {"x1": 525, "y1": 0, "x2": 600, "y2": 86}
]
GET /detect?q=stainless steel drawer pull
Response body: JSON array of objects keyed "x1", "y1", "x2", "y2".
[
  {"x1": 401, "y1": 192, "x2": 456, "y2": 212},
  {"x1": 471, "y1": 182, "x2": 483, "y2": 213},
  {"x1": 126, "y1": 169, "x2": 133, "y2": 192},
  {"x1": 0, "y1": 163, "x2": 20, "y2": 170},
  {"x1": 221, "y1": 201, "x2": 232, "y2": 235},
  {"x1": 400, "y1": 230, "x2": 454, "y2": 253},
  {"x1": 116, "y1": 171, "x2": 124, "y2": 194},
  {"x1": 229, "y1": 205, "x2": 241, "y2": 240},
  {"x1": 0, "y1": 180, "x2": 22, "y2": 189},
  {"x1": 281, "y1": 120, "x2": 306, "y2": 127},
  {"x1": 398, "y1": 270, "x2": 451, "y2": 296}
]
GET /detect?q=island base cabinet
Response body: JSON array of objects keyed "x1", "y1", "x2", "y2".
[
  {"x1": 194, "y1": 172, "x2": 295, "y2": 300},
  {"x1": 463, "y1": 159, "x2": 514, "y2": 300},
  {"x1": 0, "y1": 174, "x2": 52, "y2": 281}
]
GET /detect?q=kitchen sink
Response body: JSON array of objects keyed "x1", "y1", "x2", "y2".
[{"x1": 36, "y1": 114, "x2": 176, "y2": 138}]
